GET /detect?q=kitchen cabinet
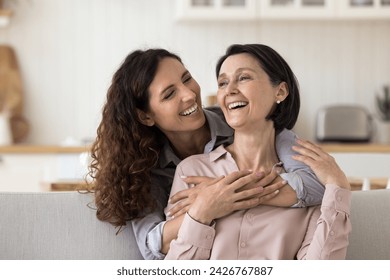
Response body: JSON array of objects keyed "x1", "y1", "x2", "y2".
[
  {"x1": 175, "y1": 0, "x2": 390, "y2": 20},
  {"x1": 0, "y1": 145, "x2": 90, "y2": 192},
  {"x1": 259, "y1": 0, "x2": 336, "y2": 19},
  {"x1": 337, "y1": 0, "x2": 390, "y2": 19},
  {"x1": 175, "y1": 0, "x2": 258, "y2": 21}
]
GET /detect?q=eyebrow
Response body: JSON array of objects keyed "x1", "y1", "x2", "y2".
[
  {"x1": 217, "y1": 67, "x2": 256, "y2": 79},
  {"x1": 160, "y1": 70, "x2": 190, "y2": 95}
]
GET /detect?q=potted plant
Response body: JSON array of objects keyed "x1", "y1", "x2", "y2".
[{"x1": 375, "y1": 85, "x2": 390, "y2": 143}]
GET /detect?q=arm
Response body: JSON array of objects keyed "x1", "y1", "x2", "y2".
[
  {"x1": 276, "y1": 129, "x2": 325, "y2": 207},
  {"x1": 165, "y1": 166, "x2": 285, "y2": 259},
  {"x1": 292, "y1": 139, "x2": 352, "y2": 259}
]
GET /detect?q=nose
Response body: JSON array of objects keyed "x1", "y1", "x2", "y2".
[
  {"x1": 225, "y1": 81, "x2": 239, "y2": 96},
  {"x1": 180, "y1": 85, "x2": 196, "y2": 102}
]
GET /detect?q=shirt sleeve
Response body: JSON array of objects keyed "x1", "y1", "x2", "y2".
[
  {"x1": 164, "y1": 164, "x2": 216, "y2": 260},
  {"x1": 276, "y1": 129, "x2": 325, "y2": 206},
  {"x1": 131, "y1": 172, "x2": 172, "y2": 260},
  {"x1": 165, "y1": 213, "x2": 215, "y2": 260},
  {"x1": 131, "y1": 212, "x2": 166, "y2": 260},
  {"x1": 296, "y1": 184, "x2": 352, "y2": 260}
]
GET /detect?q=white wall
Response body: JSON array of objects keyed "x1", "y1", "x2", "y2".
[{"x1": 1, "y1": 0, "x2": 390, "y2": 144}]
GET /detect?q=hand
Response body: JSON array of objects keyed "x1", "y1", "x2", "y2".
[
  {"x1": 187, "y1": 170, "x2": 286, "y2": 225},
  {"x1": 167, "y1": 176, "x2": 218, "y2": 218},
  {"x1": 167, "y1": 170, "x2": 286, "y2": 218},
  {"x1": 292, "y1": 139, "x2": 350, "y2": 190}
]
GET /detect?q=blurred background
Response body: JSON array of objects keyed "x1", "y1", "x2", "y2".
[
  {"x1": 0, "y1": 0, "x2": 389, "y2": 144},
  {"x1": 0, "y1": 0, "x2": 389, "y2": 191}
]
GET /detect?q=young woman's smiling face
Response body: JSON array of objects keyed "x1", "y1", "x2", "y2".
[
  {"x1": 217, "y1": 53, "x2": 287, "y2": 131},
  {"x1": 144, "y1": 57, "x2": 205, "y2": 137}
]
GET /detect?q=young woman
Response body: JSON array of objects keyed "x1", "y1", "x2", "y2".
[
  {"x1": 164, "y1": 44, "x2": 351, "y2": 259},
  {"x1": 88, "y1": 48, "x2": 325, "y2": 260}
]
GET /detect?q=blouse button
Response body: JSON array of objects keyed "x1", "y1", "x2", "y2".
[
  {"x1": 330, "y1": 231, "x2": 335, "y2": 236},
  {"x1": 240, "y1": 242, "x2": 246, "y2": 248}
]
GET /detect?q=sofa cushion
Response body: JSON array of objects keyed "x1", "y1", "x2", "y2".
[{"x1": 0, "y1": 191, "x2": 143, "y2": 260}]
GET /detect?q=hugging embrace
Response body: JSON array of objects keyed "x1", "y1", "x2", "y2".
[{"x1": 89, "y1": 43, "x2": 351, "y2": 260}]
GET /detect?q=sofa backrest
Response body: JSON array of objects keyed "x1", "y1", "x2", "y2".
[
  {"x1": 346, "y1": 189, "x2": 390, "y2": 260},
  {"x1": 1, "y1": 190, "x2": 389, "y2": 260},
  {"x1": 0, "y1": 191, "x2": 143, "y2": 260}
]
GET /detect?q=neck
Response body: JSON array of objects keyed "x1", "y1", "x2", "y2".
[
  {"x1": 166, "y1": 123, "x2": 211, "y2": 160},
  {"x1": 227, "y1": 122, "x2": 279, "y2": 172}
]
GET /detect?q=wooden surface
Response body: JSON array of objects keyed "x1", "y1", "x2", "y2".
[
  {"x1": 1, "y1": 143, "x2": 389, "y2": 154},
  {"x1": 349, "y1": 177, "x2": 389, "y2": 191},
  {"x1": 0, "y1": 145, "x2": 90, "y2": 154},
  {"x1": 43, "y1": 181, "x2": 91, "y2": 192},
  {"x1": 318, "y1": 143, "x2": 390, "y2": 153},
  {"x1": 0, "y1": 10, "x2": 12, "y2": 17}
]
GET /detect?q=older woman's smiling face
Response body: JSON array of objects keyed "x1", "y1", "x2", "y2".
[{"x1": 217, "y1": 53, "x2": 287, "y2": 130}]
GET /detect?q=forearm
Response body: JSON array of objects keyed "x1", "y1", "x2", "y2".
[{"x1": 260, "y1": 177, "x2": 298, "y2": 207}]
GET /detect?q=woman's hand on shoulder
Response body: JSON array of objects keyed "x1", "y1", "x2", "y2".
[{"x1": 292, "y1": 139, "x2": 350, "y2": 190}]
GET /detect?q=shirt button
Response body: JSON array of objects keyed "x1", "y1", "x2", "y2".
[
  {"x1": 337, "y1": 196, "x2": 342, "y2": 202},
  {"x1": 330, "y1": 231, "x2": 335, "y2": 236},
  {"x1": 246, "y1": 213, "x2": 253, "y2": 220},
  {"x1": 240, "y1": 242, "x2": 246, "y2": 248}
]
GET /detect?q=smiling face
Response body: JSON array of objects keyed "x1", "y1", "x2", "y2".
[
  {"x1": 142, "y1": 57, "x2": 205, "y2": 137},
  {"x1": 217, "y1": 53, "x2": 288, "y2": 131}
]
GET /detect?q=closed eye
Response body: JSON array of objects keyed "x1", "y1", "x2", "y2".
[
  {"x1": 163, "y1": 89, "x2": 175, "y2": 100},
  {"x1": 238, "y1": 75, "x2": 251, "y2": 81},
  {"x1": 218, "y1": 79, "x2": 228, "y2": 88}
]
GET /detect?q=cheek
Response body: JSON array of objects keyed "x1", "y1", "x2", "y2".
[{"x1": 216, "y1": 90, "x2": 224, "y2": 106}]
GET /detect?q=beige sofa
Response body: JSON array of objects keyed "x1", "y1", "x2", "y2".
[{"x1": 0, "y1": 190, "x2": 389, "y2": 260}]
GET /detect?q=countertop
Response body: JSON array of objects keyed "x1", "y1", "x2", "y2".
[
  {"x1": 1, "y1": 143, "x2": 390, "y2": 154},
  {"x1": 0, "y1": 145, "x2": 90, "y2": 154}
]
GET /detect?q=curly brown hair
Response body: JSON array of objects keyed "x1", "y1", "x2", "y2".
[{"x1": 88, "y1": 49, "x2": 182, "y2": 229}]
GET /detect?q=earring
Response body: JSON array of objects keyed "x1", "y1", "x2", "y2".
[{"x1": 276, "y1": 100, "x2": 281, "y2": 104}]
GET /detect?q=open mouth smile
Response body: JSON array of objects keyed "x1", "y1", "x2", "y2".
[
  {"x1": 180, "y1": 103, "x2": 199, "y2": 116},
  {"x1": 227, "y1": 101, "x2": 248, "y2": 110}
]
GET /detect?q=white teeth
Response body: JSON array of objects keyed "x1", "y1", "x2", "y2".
[
  {"x1": 228, "y1": 101, "x2": 248, "y2": 110},
  {"x1": 180, "y1": 104, "x2": 198, "y2": 116}
]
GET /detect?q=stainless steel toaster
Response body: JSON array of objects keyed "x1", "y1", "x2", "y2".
[{"x1": 316, "y1": 105, "x2": 372, "y2": 142}]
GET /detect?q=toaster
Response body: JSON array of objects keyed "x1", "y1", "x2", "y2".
[{"x1": 316, "y1": 105, "x2": 372, "y2": 142}]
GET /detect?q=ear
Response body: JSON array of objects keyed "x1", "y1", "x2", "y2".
[
  {"x1": 136, "y1": 109, "x2": 155, "y2": 127},
  {"x1": 275, "y1": 82, "x2": 289, "y2": 102}
]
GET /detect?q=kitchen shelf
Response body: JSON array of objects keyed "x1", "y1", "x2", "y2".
[
  {"x1": 318, "y1": 143, "x2": 390, "y2": 153},
  {"x1": 0, "y1": 145, "x2": 90, "y2": 154},
  {"x1": 1, "y1": 143, "x2": 389, "y2": 154}
]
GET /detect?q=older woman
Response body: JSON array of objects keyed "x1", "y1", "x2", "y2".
[{"x1": 165, "y1": 44, "x2": 351, "y2": 259}]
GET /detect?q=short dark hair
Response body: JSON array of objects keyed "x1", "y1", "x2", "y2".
[{"x1": 215, "y1": 44, "x2": 300, "y2": 131}]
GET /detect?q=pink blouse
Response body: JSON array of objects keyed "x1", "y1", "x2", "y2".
[{"x1": 164, "y1": 145, "x2": 352, "y2": 260}]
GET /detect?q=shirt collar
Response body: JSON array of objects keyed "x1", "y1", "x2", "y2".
[{"x1": 158, "y1": 107, "x2": 233, "y2": 168}]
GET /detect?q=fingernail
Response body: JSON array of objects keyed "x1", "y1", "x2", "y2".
[
  {"x1": 166, "y1": 211, "x2": 171, "y2": 217},
  {"x1": 274, "y1": 190, "x2": 280, "y2": 194},
  {"x1": 180, "y1": 175, "x2": 187, "y2": 179}
]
